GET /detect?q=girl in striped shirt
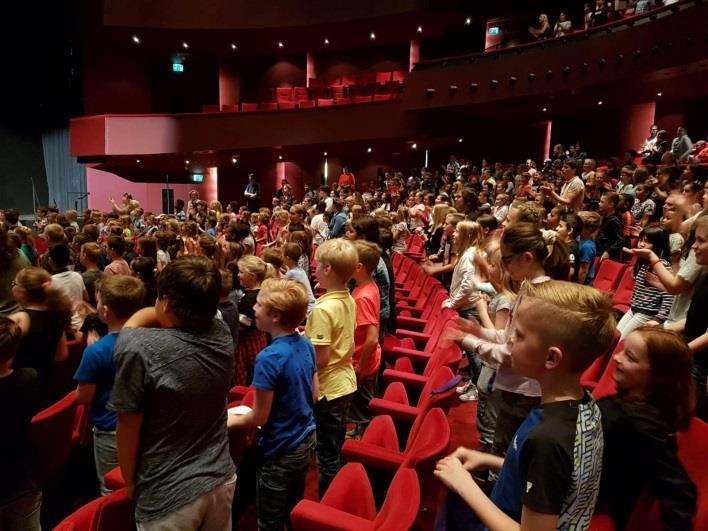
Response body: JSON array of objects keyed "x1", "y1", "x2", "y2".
[{"x1": 617, "y1": 226, "x2": 675, "y2": 339}]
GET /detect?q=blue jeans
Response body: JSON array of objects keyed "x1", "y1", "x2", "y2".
[
  {"x1": 315, "y1": 393, "x2": 353, "y2": 497},
  {"x1": 93, "y1": 427, "x2": 118, "y2": 496},
  {"x1": 256, "y1": 431, "x2": 316, "y2": 531}
]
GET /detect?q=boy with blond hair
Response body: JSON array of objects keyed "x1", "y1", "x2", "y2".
[
  {"x1": 305, "y1": 238, "x2": 358, "y2": 496},
  {"x1": 347, "y1": 240, "x2": 382, "y2": 436},
  {"x1": 436, "y1": 280, "x2": 615, "y2": 530},
  {"x1": 74, "y1": 275, "x2": 145, "y2": 495},
  {"x1": 228, "y1": 278, "x2": 317, "y2": 531}
]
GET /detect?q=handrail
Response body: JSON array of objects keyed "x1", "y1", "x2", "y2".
[{"x1": 413, "y1": 0, "x2": 694, "y2": 70}]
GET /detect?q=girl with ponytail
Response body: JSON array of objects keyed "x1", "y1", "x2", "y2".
[{"x1": 10, "y1": 266, "x2": 72, "y2": 406}]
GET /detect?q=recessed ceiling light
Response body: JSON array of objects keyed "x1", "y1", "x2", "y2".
[
  {"x1": 458, "y1": 138, "x2": 463, "y2": 143},
  {"x1": 231, "y1": 156, "x2": 238, "y2": 163},
  {"x1": 182, "y1": 42, "x2": 189, "y2": 49},
  {"x1": 542, "y1": 107, "x2": 547, "y2": 112},
  {"x1": 278, "y1": 41, "x2": 284, "y2": 48},
  {"x1": 323, "y1": 151, "x2": 328, "y2": 156},
  {"x1": 656, "y1": 91, "x2": 663, "y2": 97},
  {"x1": 367, "y1": 147, "x2": 372, "y2": 153},
  {"x1": 369, "y1": 32, "x2": 376, "y2": 40},
  {"x1": 417, "y1": 26, "x2": 423, "y2": 33},
  {"x1": 231, "y1": 43, "x2": 237, "y2": 50},
  {"x1": 412, "y1": 143, "x2": 417, "y2": 149},
  {"x1": 597, "y1": 100, "x2": 603, "y2": 105},
  {"x1": 465, "y1": 17, "x2": 472, "y2": 26},
  {"x1": 278, "y1": 155, "x2": 283, "y2": 160},
  {"x1": 136, "y1": 159, "x2": 141, "y2": 163},
  {"x1": 132, "y1": 35, "x2": 140, "y2": 44},
  {"x1": 185, "y1": 159, "x2": 190, "y2": 164},
  {"x1": 324, "y1": 38, "x2": 330, "y2": 45}
]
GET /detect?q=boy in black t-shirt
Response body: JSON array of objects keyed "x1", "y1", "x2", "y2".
[
  {"x1": 435, "y1": 281, "x2": 615, "y2": 530},
  {"x1": 0, "y1": 316, "x2": 41, "y2": 530}
]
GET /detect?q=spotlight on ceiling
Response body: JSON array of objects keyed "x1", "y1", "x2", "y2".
[
  {"x1": 412, "y1": 143, "x2": 417, "y2": 149},
  {"x1": 185, "y1": 159, "x2": 190, "y2": 164},
  {"x1": 136, "y1": 159, "x2": 141, "y2": 163},
  {"x1": 369, "y1": 32, "x2": 376, "y2": 40},
  {"x1": 182, "y1": 41, "x2": 189, "y2": 49},
  {"x1": 132, "y1": 35, "x2": 141, "y2": 44},
  {"x1": 324, "y1": 38, "x2": 330, "y2": 45},
  {"x1": 542, "y1": 107, "x2": 547, "y2": 112},
  {"x1": 417, "y1": 26, "x2": 423, "y2": 33},
  {"x1": 458, "y1": 138, "x2": 463, "y2": 143},
  {"x1": 231, "y1": 43, "x2": 237, "y2": 50},
  {"x1": 656, "y1": 92, "x2": 663, "y2": 97},
  {"x1": 367, "y1": 147, "x2": 372, "y2": 153},
  {"x1": 465, "y1": 17, "x2": 472, "y2": 26},
  {"x1": 278, "y1": 155, "x2": 283, "y2": 160},
  {"x1": 323, "y1": 152, "x2": 328, "y2": 157},
  {"x1": 278, "y1": 41, "x2": 284, "y2": 48},
  {"x1": 597, "y1": 100, "x2": 603, "y2": 106}
]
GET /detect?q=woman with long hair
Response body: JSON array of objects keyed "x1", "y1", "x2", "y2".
[
  {"x1": 10, "y1": 266, "x2": 71, "y2": 406},
  {"x1": 598, "y1": 327, "x2": 697, "y2": 529}
]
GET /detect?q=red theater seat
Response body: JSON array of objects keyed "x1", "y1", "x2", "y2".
[
  {"x1": 330, "y1": 85, "x2": 346, "y2": 99},
  {"x1": 275, "y1": 87, "x2": 293, "y2": 102},
  {"x1": 221, "y1": 104, "x2": 239, "y2": 112},
  {"x1": 612, "y1": 267, "x2": 636, "y2": 314},
  {"x1": 260, "y1": 102, "x2": 278, "y2": 111},
  {"x1": 593, "y1": 260, "x2": 627, "y2": 293},
  {"x1": 391, "y1": 70, "x2": 406, "y2": 83},
  {"x1": 317, "y1": 98, "x2": 334, "y2": 107},
  {"x1": 298, "y1": 100, "x2": 315, "y2": 108},
  {"x1": 54, "y1": 489, "x2": 135, "y2": 531},
  {"x1": 293, "y1": 86, "x2": 309, "y2": 102},
  {"x1": 376, "y1": 71, "x2": 392, "y2": 84},
  {"x1": 201, "y1": 104, "x2": 220, "y2": 112},
  {"x1": 278, "y1": 101, "x2": 296, "y2": 109},
  {"x1": 291, "y1": 464, "x2": 419, "y2": 531},
  {"x1": 31, "y1": 392, "x2": 79, "y2": 487},
  {"x1": 241, "y1": 102, "x2": 259, "y2": 112},
  {"x1": 373, "y1": 94, "x2": 393, "y2": 101},
  {"x1": 354, "y1": 95, "x2": 373, "y2": 104}
]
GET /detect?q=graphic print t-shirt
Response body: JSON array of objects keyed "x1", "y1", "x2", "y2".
[{"x1": 490, "y1": 393, "x2": 604, "y2": 529}]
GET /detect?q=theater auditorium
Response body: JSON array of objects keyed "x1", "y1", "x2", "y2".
[{"x1": 0, "y1": 1, "x2": 706, "y2": 529}]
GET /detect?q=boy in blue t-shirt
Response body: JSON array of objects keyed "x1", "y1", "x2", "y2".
[
  {"x1": 435, "y1": 281, "x2": 615, "y2": 530},
  {"x1": 576, "y1": 211, "x2": 601, "y2": 286},
  {"x1": 228, "y1": 277, "x2": 317, "y2": 531},
  {"x1": 74, "y1": 275, "x2": 145, "y2": 495}
]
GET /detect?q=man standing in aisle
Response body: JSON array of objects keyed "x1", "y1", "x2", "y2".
[{"x1": 244, "y1": 173, "x2": 261, "y2": 212}]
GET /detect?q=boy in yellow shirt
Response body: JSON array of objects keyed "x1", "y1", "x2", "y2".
[{"x1": 305, "y1": 238, "x2": 358, "y2": 496}]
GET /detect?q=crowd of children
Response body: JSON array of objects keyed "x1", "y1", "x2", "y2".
[{"x1": 0, "y1": 144, "x2": 705, "y2": 530}]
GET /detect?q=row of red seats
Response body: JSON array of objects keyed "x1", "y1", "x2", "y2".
[{"x1": 201, "y1": 92, "x2": 401, "y2": 113}]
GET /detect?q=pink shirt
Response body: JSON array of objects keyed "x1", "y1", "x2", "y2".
[
  {"x1": 352, "y1": 282, "x2": 382, "y2": 377},
  {"x1": 104, "y1": 258, "x2": 131, "y2": 276}
]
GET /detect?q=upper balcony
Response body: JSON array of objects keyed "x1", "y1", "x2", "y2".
[{"x1": 403, "y1": 1, "x2": 708, "y2": 111}]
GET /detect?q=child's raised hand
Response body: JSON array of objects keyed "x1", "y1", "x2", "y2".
[{"x1": 455, "y1": 316, "x2": 481, "y2": 337}]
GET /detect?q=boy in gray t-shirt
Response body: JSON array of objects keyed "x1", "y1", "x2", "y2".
[{"x1": 108, "y1": 257, "x2": 236, "y2": 529}]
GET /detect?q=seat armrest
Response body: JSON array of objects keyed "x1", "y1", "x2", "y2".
[
  {"x1": 341, "y1": 440, "x2": 405, "y2": 471},
  {"x1": 369, "y1": 399, "x2": 420, "y2": 424}
]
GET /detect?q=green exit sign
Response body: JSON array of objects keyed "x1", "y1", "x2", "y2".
[
  {"x1": 172, "y1": 63, "x2": 184, "y2": 73},
  {"x1": 488, "y1": 26, "x2": 500, "y2": 36}
]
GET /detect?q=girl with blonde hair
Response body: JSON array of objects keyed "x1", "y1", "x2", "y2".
[
  {"x1": 234, "y1": 256, "x2": 268, "y2": 385},
  {"x1": 443, "y1": 221, "x2": 485, "y2": 315}
]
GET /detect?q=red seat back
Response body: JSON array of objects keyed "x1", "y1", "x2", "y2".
[
  {"x1": 593, "y1": 260, "x2": 627, "y2": 292},
  {"x1": 612, "y1": 267, "x2": 636, "y2": 312},
  {"x1": 320, "y1": 462, "x2": 376, "y2": 520},
  {"x1": 581, "y1": 329, "x2": 621, "y2": 391},
  {"x1": 416, "y1": 366, "x2": 456, "y2": 411},
  {"x1": 54, "y1": 489, "x2": 135, "y2": 531},
  {"x1": 241, "y1": 102, "x2": 258, "y2": 112},
  {"x1": 373, "y1": 468, "x2": 420, "y2": 531},
  {"x1": 275, "y1": 87, "x2": 293, "y2": 102},
  {"x1": 293, "y1": 86, "x2": 309, "y2": 102},
  {"x1": 31, "y1": 391, "x2": 78, "y2": 487}
]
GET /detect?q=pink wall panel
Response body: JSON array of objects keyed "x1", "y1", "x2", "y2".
[{"x1": 86, "y1": 167, "x2": 203, "y2": 214}]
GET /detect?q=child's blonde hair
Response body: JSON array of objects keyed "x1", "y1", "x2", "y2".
[
  {"x1": 577, "y1": 211, "x2": 602, "y2": 233},
  {"x1": 315, "y1": 239, "x2": 358, "y2": 282},
  {"x1": 455, "y1": 221, "x2": 485, "y2": 256},
  {"x1": 258, "y1": 278, "x2": 308, "y2": 329},
  {"x1": 432, "y1": 204, "x2": 453, "y2": 229},
  {"x1": 237, "y1": 255, "x2": 268, "y2": 283},
  {"x1": 522, "y1": 280, "x2": 616, "y2": 371}
]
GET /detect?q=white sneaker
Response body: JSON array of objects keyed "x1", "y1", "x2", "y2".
[
  {"x1": 456, "y1": 380, "x2": 472, "y2": 394},
  {"x1": 459, "y1": 384, "x2": 479, "y2": 402}
]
